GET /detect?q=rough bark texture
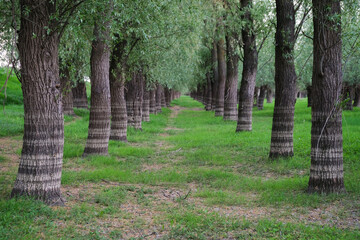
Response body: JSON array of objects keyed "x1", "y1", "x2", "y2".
[
  {"x1": 164, "y1": 87, "x2": 171, "y2": 107},
  {"x1": 72, "y1": 81, "x2": 88, "y2": 109},
  {"x1": 257, "y1": 85, "x2": 267, "y2": 110},
  {"x1": 205, "y1": 73, "x2": 212, "y2": 111},
  {"x1": 126, "y1": 71, "x2": 144, "y2": 130},
  {"x1": 142, "y1": 84, "x2": 150, "y2": 122},
  {"x1": 83, "y1": 20, "x2": 111, "y2": 156},
  {"x1": 236, "y1": 0, "x2": 258, "y2": 132},
  {"x1": 308, "y1": 0, "x2": 345, "y2": 194},
  {"x1": 161, "y1": 86, "x2": 166, "y2": 108},
  {"x1": 224, "y1": 35, "x2": 239, "y2": 121},
  {"x1": 269, "y1": 0, "x2": 297, "y2": 158},
  {"x1": 155, "y1": 83, "x2": 162, "y2": 113},
  {"x1": 266, "y1": 87, "x2": 273, "y2": 103},
  {"x1": 11, "y1": 0, "x2": 64, "y2": 205},
  {"x1": 60, "y1": 65, "x2": 75, "y2": 116},
  {"x1": 211, "y1": 42, "x2": 219, "y2": 110},
  {"x1": 149, "y1": 88, "x2": 156, "y2": 114},
  {"x1": 307, "y1": 85, "x2": 312, "y2": 107},
  {"x1": 215, "y1": 39, "x2": 227, "y2": 117},
  {"x1": 109, "y1": 39, "x2": 127, "y2": 142}
]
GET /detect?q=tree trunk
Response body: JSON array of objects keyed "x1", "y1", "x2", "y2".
[
  {"x1": 269, "y1": 0, "x2": 297, "y2": 158},
  {"x1": 11, "y1": 0, "x2": 64, "y2": 205},
  {"x1": 149, "y1": 88, "x2": 157, "y2": 114},
  {"x1": 342, "y1": 83, "x2": 354, "y2": 110},
  {"x1": 308, "y1": 0, "x2": 345, "y2": 194},
  {"x1": 72, "y1": 81, "x2": 88, "y2": 109},
  {"x1": 224, "y1": 35, "x2": 239, "y2": 121},
  {"x1": 83, "y1": 20, "x2": 111, "y2": 156},
  {"x1": 306, "y1": 85, "x2": 312, "y2": 107},
  {"x1": 236, "y1": 0, "x2": 258, "y2": 132},
  {"x1": 156, "y1": 83, "x2": 162, "y2": 113},
  {"x1": 266, "y1": 87, "x2": 273, "y2": 103},
  {"x1": 257, "y1": 85, "x2": 267, "y2": 110},
  {"x1": 161, "y1": 86, "x2": 166, "y2": 108},
  {"x1": 60, "y1": 65, "x2": 75, "y2": 116},
  {"x1": 211, "y1": 42, "x2": 219, "y2": 111},
  {"x1": 215, "y1": 39, "x2": 227, "y2": 116},
  {"x1": 109, "y1": 39, "x2": 127, "y2": 142},
  {"x1": 126, "y1": 71, "x2": 143, "y2": 130},
  {"x1": 142, "y1": 83, "x2": 150, "y2": 122},
  {"x1": 253, "y1": 86, "x2": 259, "y2": 107},
  {"x1": 354, "y1": 84, "x2": 360, "y2": 107},
  {"x1": 164, "y1": 87, "x2": 171, "y2": 107},
  {"x1": 205, "y1": 73, "x2": 212, "y2": 111}
]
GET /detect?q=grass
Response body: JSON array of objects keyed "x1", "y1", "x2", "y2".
[{"x1": 0, "y1": 74, "x2": 360, "y2": 239}]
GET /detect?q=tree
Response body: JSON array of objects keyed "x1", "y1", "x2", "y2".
[
  {"x1": 236, "y1": 0, "x2": 258, "y2": 131},
  {"x1": 11, "y1": 0, "x2": 83, "y2": 205},
  {"x1": 269, "y1": 0, "x2": 297, "y2": 158},
  {"x1": 223, "y1": 34, "x2": 239, "y2": 121},
  {"x1": 307, "y1": 0, "x2": 345, "y2": 193},
  {"x1": 83, "y1": 4, "x2": 112, "y2": 156}
]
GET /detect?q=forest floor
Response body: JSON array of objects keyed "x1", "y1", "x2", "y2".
[{"x1": 0, "y1": 96, "x2": 360, "y2": 239}]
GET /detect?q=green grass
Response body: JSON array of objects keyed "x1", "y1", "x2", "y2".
[{"x1": 0, "y1": 75, "x2": 359, "y2": 239}]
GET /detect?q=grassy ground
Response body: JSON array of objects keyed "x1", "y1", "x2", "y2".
[{"x1": 0, "y1": 93, "x2": 359, "y2": 239}]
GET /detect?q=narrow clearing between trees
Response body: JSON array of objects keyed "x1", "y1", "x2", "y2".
[{"x1": 0, "y1": 96, "x2": 359, "y2": 239}]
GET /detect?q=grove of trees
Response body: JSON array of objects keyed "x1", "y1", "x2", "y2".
[{"x1": 0, "y1": 0, "x2": 359, "y2": 204}]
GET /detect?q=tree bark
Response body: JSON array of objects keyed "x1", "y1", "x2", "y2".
[
  {"x1": 257, "y1": 85, "x2": 267, "y2": 110},
  {"x1": 72, "y1": 81, "x2": 88, "y2": 109},
  {"x1": 211, "y1": 42, "x2": 219, "y2": 111},
  {"x1": 149, "y1": 88, "x2": 157, "y2": 114},
  {"x1": 142, "y1": 82, "x2": 150, "y2": 122},
  {"x1": 109, "y1": 39, "x2": 127, "y2": 142},
  {"x1": 205, "y1": 73, "x2": 213, "y2": 111},
  {"x1": 155, "y1": 83, "x2": 162, "y2": 113},
  {"x1": 269, "y1": 0, "x2": 297, "y2": 158},
  {"x1": 215, "y1": 38, "x2": 227, "y2": 117},
  {"x1": 308, "y1": 0, "x2": 345, "y2": 194},
  {"x1": 83, "y1": 19, "x2": 111, "y2": 156},
  {"x1": 60, "y1": 64, "x2": 75, "y2": 116},
  {"x1": 306, "y1": 85, "x2": 312, "y2": 107},
  {"x1": 236, "y1": 0, "x2": 258, "y2": 132},
  {"x1": 11, "y1": 0, "x2": 64, "y2": 205},
  {"x1": 224, "y1": 34, "x2": 239, "y2": 121},
  {"x1": 266, "y1": 86, "x2": 273, "y2": 103},
  {"x1": 126, "y1": 71, "x2": 144, "y2": 130},
  {"x1": 161, "y1": 86, "x2": 166, "y2": 108}
]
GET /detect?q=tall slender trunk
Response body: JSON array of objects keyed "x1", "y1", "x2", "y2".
[
  {"x1": 60, "y1": 64, "x2": 75, "y2": 116},
  {"x1": 266, "y1": 86, "x2": 273, "y2": 103},
  {"x1": 72, "y1": 81, "x2": 88, "y2": 109},
  {"x1": 306, "y1": 85, "x2": 312, "y2": 107},
  {"x1": 155, "y1": 83, "x2": 162, "y2": 113},
  {"x1": 269, "y1": 0, "x2": 297, "y2": 158},
  {"x1": 83, "y1": 19, "x2": 111, "y2": 156},
  {"x1": 109, "y1": 39, "x2": 127, "y2": 142},
  {"x1": 257, "y1": 85, "x2": 267, "y2": 110},
  {"x1": 205, "y1": 73, "x2": 212, "y2": 111},
  {"x1": 161, "y1": 86, "x2": 166, "y2": 108},
  {"x1": 211, "y1": 42, "x2": 219, "y2": 110},
  {"x1": 224, "y1": 35, "x2": 239, "y2": 121},
  {"x1": 126, "y1": 71, "x2": 143, "y2": 130},
  {"x1": 236, "y1": 0, "x2": 258, "y2": 132},
  {"x1": 308, "y1": 0, "x2": 345, "y2": 193},
  {"x1": 149, "y1": 88, "x2": 156, "y2": 114},
  {"x1": 164, "y1": 87, "x2": 171, "y2": 107},
  {"x1": 215, "y1": 38, "x2": 227, "y2": 116},
  {"x1": 142, "y1": 82, "x2": 150, "y2": 122},
  {"x1": 12, "y1": 0, "x2": 64, "y2": 205}
]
